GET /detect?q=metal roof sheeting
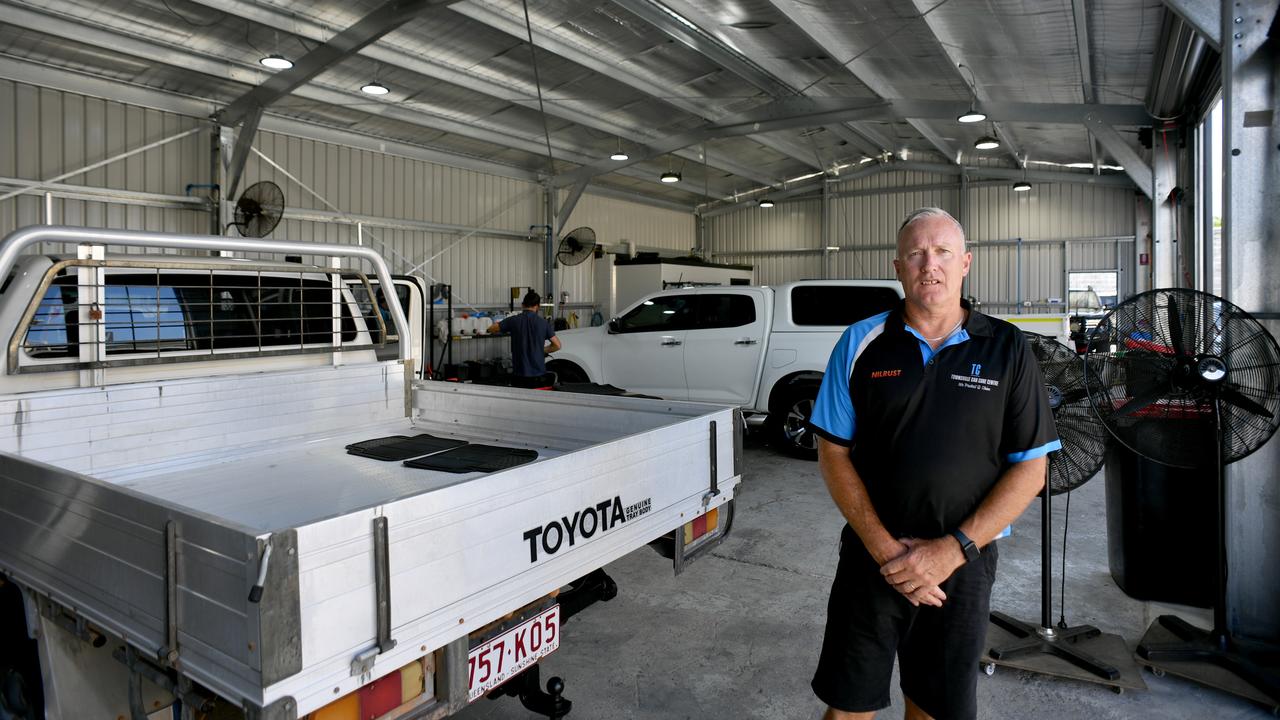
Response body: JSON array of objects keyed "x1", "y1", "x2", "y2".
[{"x1": 0, "y1": 0, "x2": 1179, "y2": 208}]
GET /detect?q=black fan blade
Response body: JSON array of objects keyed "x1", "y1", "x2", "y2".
[
  {"x1": 1220, "y1": 385, "x2": 1274, "y2": 419},
  {"x1": 1059, "y1": 387, "x2": 1090, "y2": 405},
  {"x1": 1113, "y1": 382, "x2": 1167, "y2": 418},
  {"x1": 1167, "y1": 294, "x2": 1185, "y2": 357}
]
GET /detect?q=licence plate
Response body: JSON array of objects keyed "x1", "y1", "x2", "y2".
[{"x1": 467, "y1": 605, "x2": 560, "y2": 702}]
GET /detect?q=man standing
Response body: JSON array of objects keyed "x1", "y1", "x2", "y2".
[
  {"x1": 488, "y1": 290, "x2": 561, "y2": 388},
  {"x1": 808, "y1": 208, "x2": 1060, "y2": 720}
]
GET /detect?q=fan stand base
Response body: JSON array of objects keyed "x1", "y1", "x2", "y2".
[
  {"x1": 983, "y1": 612, "x2": 1146, "y2": 691},
  {"x1": 1136, "y1": 616, "x2": 1280, "y2": 711}
]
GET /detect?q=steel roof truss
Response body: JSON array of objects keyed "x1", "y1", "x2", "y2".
[
  {"x1": 1083, "y1": 113, "x2": 1153, "y2": 198},
  {"x1": 217, "y1": 0, "x2": 449, "y2": 126}
]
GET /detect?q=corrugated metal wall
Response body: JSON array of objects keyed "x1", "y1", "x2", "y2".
[
  {"x1": 562, "y1": 192, "x2": 693, "y2": 251},
  {"x1": 705, "y1": 197, "x2": 823, "y2": 285},
  {"x1": 0, "y1": 80, "x2": 701, "y2": 365},
  {"x1": 241, "y1": 129, "x2": 544, "y2": 313},
  {"x1": 0, "y1": 80, "x2": 209, "y2": 252},
  {"x1": 555, "y1": 190, "x2": 696, "y2": 310},
  {"x1": 829, "y1": 170, "x2": 959, "y2": 282},
  {"x1": 967, "y1": 181, "x2": 1136, "y2": 311},
  {"x1": 705, "y1": 169, "x2": 1137, "y2": 309}
]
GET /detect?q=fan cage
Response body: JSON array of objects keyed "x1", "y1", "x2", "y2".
[
  {"x1": 1083, "y1": 288, "x2": 1280, "y2": 468},
  {"x1": 234, "y1": 181, "x2": 285, "y2": 238},
  {"x1": 1027, "y1": 333, "x2": 1106, "y2": 495}
]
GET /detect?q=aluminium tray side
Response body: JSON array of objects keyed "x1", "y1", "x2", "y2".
[
  {"x1": 0, "y1": 453, "x2": 300, "y2": 707},
  {"x1": 0, "y1": 363, "x2": 407, "y2": 479},
  {"x1": 1, "y1": 379, "x2": 739, "y2": 714},
  {"x1": 261, "y1": 389, "x2": 740, "y2": 714}
]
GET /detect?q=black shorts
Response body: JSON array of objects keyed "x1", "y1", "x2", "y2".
[{"x1": 811, "y1": 528, "x2": 998, "y2": 720}]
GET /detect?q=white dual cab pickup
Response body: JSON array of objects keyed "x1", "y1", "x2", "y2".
[
  {"x1": 0, "y1": 226, "x2": 739, "y2": 720},
  {"x1": 550, "y1": 280, "x2": 905, "y2": 458}
]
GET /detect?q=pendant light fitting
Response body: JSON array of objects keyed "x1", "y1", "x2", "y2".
[
  {"x1": 610, "y1": 137, "x2": 628, "y2": 161},
  {"x1": 956, "y1": 64, "x2": 985, "y2": 123}
]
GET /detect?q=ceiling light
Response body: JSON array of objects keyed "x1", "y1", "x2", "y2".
[
  {"x1": 758, "y1": 198, "x2": 774, "y2": 208},
  {"x1": 610, "y1": 137, "x2": 628, "y2": 161},
  {"x1": 1013, "y1": 180, "x2": 1032, "y2": 192},
  {"x1": 259, "y1": 54, "x2": 293, "y2": 70},
  {"x1": 361, "y1": 82, "x2": 389, "y2": 95},
  {"x1": 974, "y1": 135, "x2": 1000, "y2": 150},
  {"x1": 728, "y1": 20, "x2": 775, "y2": 29},
  {"x1": 956, "y1": 63, "x2": 984, "y2": 123},
  {"x1": 660, "y1": 171, "x2": 681, "y2": 183}
]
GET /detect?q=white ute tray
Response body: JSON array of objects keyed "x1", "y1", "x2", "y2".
[{"x1": 0, "y1": 369, "x2": 739, "y2": 716}]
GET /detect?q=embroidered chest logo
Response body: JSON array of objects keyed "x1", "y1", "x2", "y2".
[
  {"x1": 869, "y1": 369, "x2": 902, "y2": 379},
  {"x1": 952, "y1": 364, "x2": 1000, "y2": 392}
]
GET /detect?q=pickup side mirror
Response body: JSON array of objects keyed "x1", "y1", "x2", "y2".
[{"x1": 607, "y1": 318, "x2": 621, "y2": 334}]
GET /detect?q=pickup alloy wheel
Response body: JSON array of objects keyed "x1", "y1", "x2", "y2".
[{"x1": 771, "y1": 386, "x2": 819, "y2": 459}]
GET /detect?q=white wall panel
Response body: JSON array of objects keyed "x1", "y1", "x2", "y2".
[{"x1": 0, "y1": 80, "x2": 209, "y2": 252}]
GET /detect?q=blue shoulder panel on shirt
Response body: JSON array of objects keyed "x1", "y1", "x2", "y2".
[
  {"x1": 1006, "y1": 439, "x2": 1063, "y2": 463},
  {"x1": 809, "y1": 311, "x2": 891, "y2": 444}
]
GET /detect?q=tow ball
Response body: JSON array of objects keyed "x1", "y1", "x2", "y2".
[{"x1": 488, "y1": 663, "x2": 572, "y2": 718}]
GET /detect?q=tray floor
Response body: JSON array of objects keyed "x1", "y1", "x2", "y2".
[{"x1": 113, "y1": 418, "x2": 564, "y2": 531}]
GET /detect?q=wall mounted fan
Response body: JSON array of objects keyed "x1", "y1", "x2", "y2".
[
  {"x1": 229, "y1": 181, "x2": 284, "y2": 238},
  {"x1": 987, "y1": 333, "x2": 1124, "y2": 684},
  {"x1": 556, "y1": 227, "x2": 596, "y2": 267},
  {"x1": 1085, "y1": 288, "x2": 1280, "y2": 707}
]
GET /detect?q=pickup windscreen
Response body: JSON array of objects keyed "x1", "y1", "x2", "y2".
[
  {"x1": 346, "y1": 434, "x2": 469, "y2": 461},
  {"x1": 402, "y1": 444, "x2": 538, "y2": 473}
]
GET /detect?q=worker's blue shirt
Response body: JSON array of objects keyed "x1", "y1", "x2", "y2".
[
  {"x1": 810, "y1": 301, "x2": 1060, "y2": 540},
  {"x1": 499, "y1": 310, "x2": 556, "y2": 378}
]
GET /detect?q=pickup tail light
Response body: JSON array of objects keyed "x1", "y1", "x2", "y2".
[
  {"x1": 684, "y1": 506, "x2": 718, "y2": 545},
  {"x1": 306, "y1": 657, "x2": 430, "y2": 720}
]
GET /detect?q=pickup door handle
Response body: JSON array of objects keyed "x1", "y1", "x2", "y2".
[
  {"x1": 661, "y1": 338, "x2": 682, "y2": 347},
  {"x1": 734, "y1": 338, "x2": 759, "y2": 345}
]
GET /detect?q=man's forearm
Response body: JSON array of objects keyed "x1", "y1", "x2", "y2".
[
  {"x1": 818, "y1": 438, "x2": 901, "y2": 565},
  {"x1": 958, "y1": 455, "x2": 1046, "y2": 547}
]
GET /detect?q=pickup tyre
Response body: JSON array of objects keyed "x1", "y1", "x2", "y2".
[
  {"x1": 0, "y1": 583, "x2": 41, "y2": 720},
  {"x1": 547, "y1": 359, "x2": 589, "y2": 384},
  {"x1": 768, "y1": 382, "x2": 821, "y2": 459}
]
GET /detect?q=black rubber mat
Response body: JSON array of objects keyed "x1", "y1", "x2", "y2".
[
  {"x1": 346, "y1": 434, "x2": 469, "y2": 461},
  {"x1": 403, "y1": 444, "x2": 539, "y2": 473},
  {"x1": 556, "y1": 382, "x2": 629, "y2": 396}
]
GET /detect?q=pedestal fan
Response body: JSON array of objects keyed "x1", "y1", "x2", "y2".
[
  {"x1": 986, "y1": 333, "x2": 1125, "y2": 683},
  {"x1": 1084, "y1": 288, "x2": 1280, "y2": 707}
]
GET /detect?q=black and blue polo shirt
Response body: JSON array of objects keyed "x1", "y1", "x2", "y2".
[{"x1": 810, "y1": 301, "x2": 1060, "y2": 540}]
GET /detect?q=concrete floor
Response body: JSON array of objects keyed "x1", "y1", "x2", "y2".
[{"x1": 454, "y1": 431, "x2": 1274, "y2": 720}]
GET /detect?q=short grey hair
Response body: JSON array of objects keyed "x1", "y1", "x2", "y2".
[{"x1": 897, "y1": 207, "x2": 966, "y2": 245}]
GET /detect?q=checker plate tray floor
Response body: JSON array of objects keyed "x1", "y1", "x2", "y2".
[
  {"x1": 402, "y1": 444, "x2": 539, "y2": 473},
  {"x1": 346, "y1": 434, "x2": 470, "y2": 461}
]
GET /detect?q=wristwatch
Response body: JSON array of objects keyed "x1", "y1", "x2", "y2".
[{"x1": 951, "y1": 529, "x2": 981, "y2": 563}]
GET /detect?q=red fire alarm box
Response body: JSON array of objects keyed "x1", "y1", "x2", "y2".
[{"x1": 1139, "y1": 253, "x2": 1150, "y2": 266}]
